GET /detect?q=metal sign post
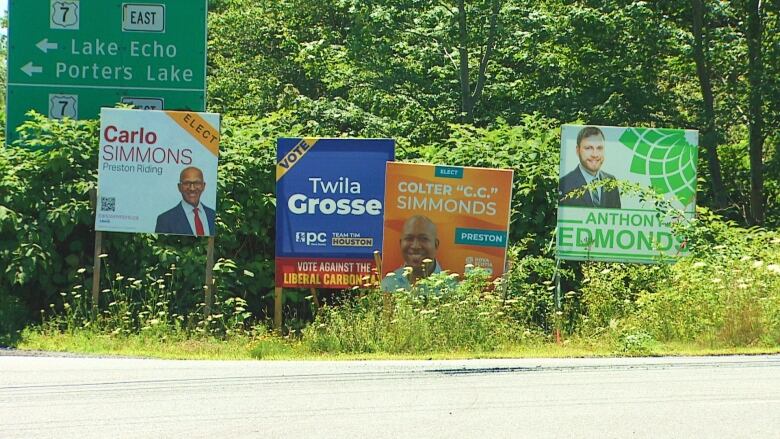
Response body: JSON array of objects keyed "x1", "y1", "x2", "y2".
[
  {"x1": 548, "y1": 228, "x2": 563, "y2": 344},
  {"x1": 554, "y1": 257, "x2": 562, "y2": 344}
]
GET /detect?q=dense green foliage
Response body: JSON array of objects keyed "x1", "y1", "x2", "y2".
[
  {"x1": 0, "y1": 111, "x2": 565, "y2": 342},
  {"x1": 2, "y1": 0, "x2": 780, "y2": 352},
  {"x1": 205, "y1": 0, "x2": 780, "y2": 223}
]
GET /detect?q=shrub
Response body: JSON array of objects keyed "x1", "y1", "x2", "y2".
[
  {"x1": 502, "y1": 242, "x2": 560, "y2": 333},
  {"x1": 577, "y1": 262, "x2": 670, "y2": 334},
  {"x1": 0, "y1": 114, "x2": 99, "y2": 333},
  {"x1": 628, "y1": 213, "x2": 780, "y2": 346},
  {"x1": 302, "y1": 270, "x2": 529, "y2": 354}
]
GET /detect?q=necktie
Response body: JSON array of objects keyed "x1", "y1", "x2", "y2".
[
  {"x1": 193, "y1": 207, "x2": 205, "y2": 236},
  {"x1": 591, "y1": 175, "x2": 601, "y2": 206}
]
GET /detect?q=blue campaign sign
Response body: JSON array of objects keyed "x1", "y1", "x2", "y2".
[{"x1": 275, "y1": 138, "x2": 395, "y2": 288}]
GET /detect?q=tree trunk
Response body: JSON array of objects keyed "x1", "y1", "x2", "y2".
[
  {"x1": 457, "y1": 0, "x2": 473, "y2": 123},
  {"x1": 691, "y1": 0, "x2": 728, "y2": 209},
  {"x1": 745, "y1": 0, "x2": 764, "y2": 224},
  {"x1": 457, "y1": 0, "x2": 500, "y2": 123},
  {"x1": 470, "y1": 0, "x2": 500, "y2": 121}
]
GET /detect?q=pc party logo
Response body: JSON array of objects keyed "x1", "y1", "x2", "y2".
[{"x1": 619, "y1": 128, "x2": 698, "y2": 206}]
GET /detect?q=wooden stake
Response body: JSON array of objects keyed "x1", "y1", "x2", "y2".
[
  {"x1": 375, "y1": 251, "x2": 393, "y2": 319},
  {"x1": 274, "y1": 287, "x2": 283, "y2": 332},
  {"x1": 204, "y1": 236, "x2": 215, "y2": 316},
  {"x1": 373, "y1": 250, "x2": 383, "y2": 284},
  {"x1": 91, "y1": 231, "x2": 103, "y2": 316}
]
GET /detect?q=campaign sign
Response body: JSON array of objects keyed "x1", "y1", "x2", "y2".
[
  {"x1": 381, "y1": 162, "x2": 513, "y2": 291},
  {"x1": 557, "y1": 125, "x2": 698, "y2": 263},
  {"x1": 96, "y1": 108, "x2": 220, "y2": 236},
  {"x1": 275, "y1": 138, "x2": 395, "y2": 289}
]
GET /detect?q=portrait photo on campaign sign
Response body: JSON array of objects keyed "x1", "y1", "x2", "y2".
[
  {"x1": 95, "y1": 108, "x2": 220, "y2": 236},
  {"x1": 557, "y1": 124, "x2": 698, "y2": 263},
  {"x1": 275, "y1": 138, "x2": 395, "y2": 289},
  {"x1": 381, "y1": 162, "x2": 513, "y2": 292}
]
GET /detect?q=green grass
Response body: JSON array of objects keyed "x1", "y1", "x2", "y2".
[
  {"x1": 13, "y1": 220, "x2": 780, "y2": 361},
  {"x1": 18, "y1": 329, "x2": 262, "y2": 360},
  {"x1": 16, "y1": 329, "x2": 780, "y2": 361}
]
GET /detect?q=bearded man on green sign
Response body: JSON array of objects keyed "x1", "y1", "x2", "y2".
[{"x1": 559, "y1": 126, "x2": 622, "y2": 209}]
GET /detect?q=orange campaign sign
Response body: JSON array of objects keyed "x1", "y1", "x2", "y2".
[{"x1": 381, "y1": 163, "x2": 514, "y2": 291}]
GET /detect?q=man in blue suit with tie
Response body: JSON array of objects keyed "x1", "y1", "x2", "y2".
[
  {"x1": 559, "y1": 126, "x2": 621, "y2": 209},
  {"x1": 155, "y1": 166, "x2": 216, "y2": 236}
]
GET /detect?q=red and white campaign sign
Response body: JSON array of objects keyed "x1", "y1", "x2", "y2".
[{"x1": 95, "y1": 108, "x2": 220, "y2": 236}]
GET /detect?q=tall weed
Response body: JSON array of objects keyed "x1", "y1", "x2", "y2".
[{"x1": 303, "y1": 270, "x2": 531, "y2": 354}]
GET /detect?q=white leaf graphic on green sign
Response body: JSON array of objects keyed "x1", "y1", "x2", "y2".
[{"x1": 619, "y1": 128, "x2": 697, "y2": 206}]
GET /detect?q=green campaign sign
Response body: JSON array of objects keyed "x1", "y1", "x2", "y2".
[
  {"x1": 6, "y1": 0, "x2": 207, "y2": 143},
  {"x1": 556, "y1": 125, "x2": 699, "y2": 264}
]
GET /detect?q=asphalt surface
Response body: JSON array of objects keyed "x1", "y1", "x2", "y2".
[{"x1": 1, "y1": 354, "x2": 779, "y2": 438}]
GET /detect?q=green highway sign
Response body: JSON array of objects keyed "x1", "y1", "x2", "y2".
[{"x1": 7, "y1": 0, "x2": 207, "y2": 144}]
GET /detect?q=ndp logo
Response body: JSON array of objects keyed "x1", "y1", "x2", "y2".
[{"x1": 295, "y1": 231, "x2": 326, "y2": 246}]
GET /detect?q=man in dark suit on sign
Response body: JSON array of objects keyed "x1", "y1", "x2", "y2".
[
  {"x1": 155, "y1": 166, "x2": 216, "y2": 236},
  {"x1": 559, "y1": 126, "x2": 621, "y2": 209}
]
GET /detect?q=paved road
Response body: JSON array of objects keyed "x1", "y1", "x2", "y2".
[{"x1": 1, "y1": 354, "x2": 778, "y2": 438}]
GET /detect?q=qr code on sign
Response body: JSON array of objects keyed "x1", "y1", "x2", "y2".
[{"x1": 100, "y1": 197, "x2": 116, "y2": 212}]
